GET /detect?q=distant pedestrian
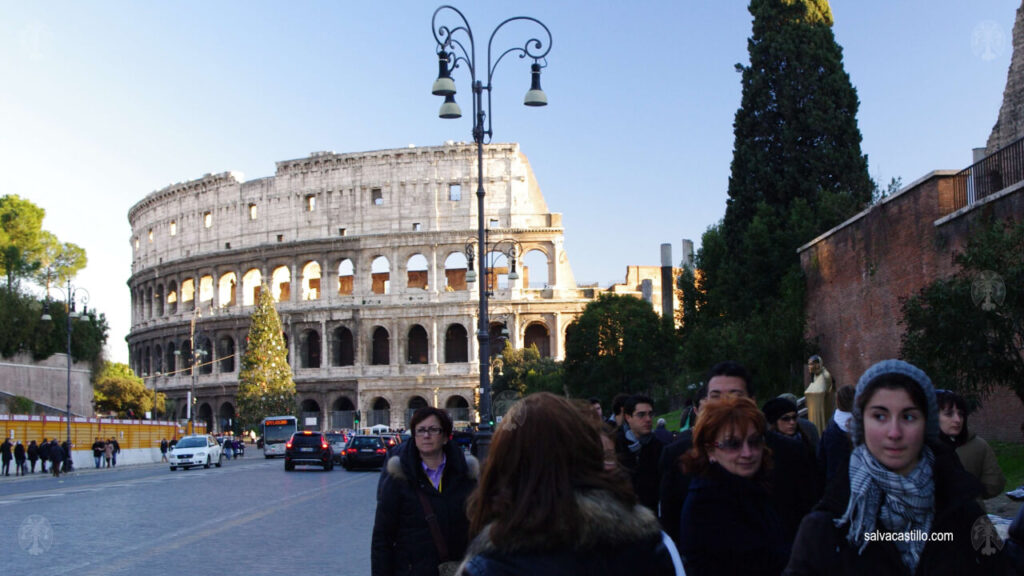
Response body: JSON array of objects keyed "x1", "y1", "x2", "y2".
[
  {"x1": 104, "y1": 438, "x2": 114, "y2": 468},
  {"x1": 92, "y1": 437, "x2": 106, "y2": 469},
  {"x1": 38, "y1": 438, "x2": 49, "y2": 473},
  {"x1": 111, "y1": 437, "x2": 120, "y2": 467},
  {"x1": 223, "y1": 438, "x2": 233, "y2": 460},
  {"x1": 14, "y1": 441, "x2": 26, "y2": 476},
  {"x1": 27, "y1": 440, "x2": 39, "y2": 473},
  {"x1": 50, "y1": 441, "x2": 63, "y2": 478},
  {"x1": 60, "y1": 440, "x2": 72, "y2": 473},
  {"x1": 0, "y1": 437, "x2": 12, "y2": 476},
  {"x1": 160, "y1": 438, "x2": 169, "y2": 462}
]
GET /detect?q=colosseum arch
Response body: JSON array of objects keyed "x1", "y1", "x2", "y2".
[
  {"x1": 301, "y1": 260, "x2": 321, "y2": 301},
  {"x1": 444, "y1": 251, "x2": 469, "y2": 291},
  {"x1": 406, "y1": 254, "x2": 428, "y2": 290},
  {"x1": 198, "y1": 403, "x2": 214, "y2": 431},
  {"x1": 444, "y1": 323, "x2": 468, "y2": 363},
  {"x1": 271, "y1": 265, "x2": 291, "y2": 302},
  {"x1": 522, "y1": 248, "x2": 550, "y2": 289},
  {"x1": 165, "y1": 342, "x2": 177, "y2": 375},
  {"x1": 219, "y1": 402, "x2": 235, "y2": 432},
  {"x1": 299, "y1": 328, "x2": 322, "y2": 368},
  {"x1": 155, "y1": 283, "x2": 165, "y2": 316},
  {"x1": 218, "y1": 272, "x2": 237, "y2": 308},
  {"x1": 406, "y1": 395, "x2": 429, "y2": 427},
  {"x1": 332, "y1": 326, "x2": 354, "y2": 366},
  {"x1": 337, "y1": 258, "x2": 354, "y2": 296},
  {"x1": 166, "y1": 281, "x2": 178, "y2": 314},
  {"x1": 242, "y1": 268, "x2": 262, "y2": 306},
  {"x1": 332, "y1": 396, "x2": 356, "y2": 411},
  {"x1": 145, "y1": 286, "x2": 153, "y2": 319},
  {"x1": 300, "y1": 398, "x2": 321, "y2": 429},
  {"x1": 371, "y1": 326, "x2": 390, "y2": 365},
  {"x1": 181, "y1": 278, "x2": 195, "y2": 309},
  {"x1": 199, "y1": 274, "x2": 215, "y2": 307},
  {"x1": 407, "y1": 324, "x2": 428, "y2": 364},
  {"x1": 198, "y1": 337, "x2": 214, "y2": 374},
  {"x1": 143, "y1": 345, "x2": 151, "y2": 375},
  {"x1": 484, "y1": 250, "x2": 512, "y2": 290},
  {"x1": 153, "y1": 344, "x2": 163, "y2": 374},
  {"x1": 524, "y1": 322, "x2": 551, "y2": 358},
  {"x1": 218, "y1": 336, "x2": 236, "y2": 373},
  {"x1": 371, "y1": 256, "x2": 390, "y2": 295},
  {"x1": 445, "y1": 395, "x2": 470, "y2": 422},
  {"x1": 369, "y1": 397, "x2": 391, "y2": 427}
]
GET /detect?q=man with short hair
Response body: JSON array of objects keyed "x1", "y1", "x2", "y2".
[
  {"x1": 614, "y1": 394, "x2": 664, "y2": 512},
  {"x1": 588, "y1": 397, "x2": 603, "y2": 421},
  {"x1": 608, "y1": 393, "x2": 629, "y2": 429}
]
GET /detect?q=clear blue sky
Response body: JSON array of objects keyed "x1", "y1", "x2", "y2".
[{"x1": 1, "y1": 1, "x2": 1018, "y2": 364}]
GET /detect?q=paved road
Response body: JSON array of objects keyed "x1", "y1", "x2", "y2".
[{"x1": 0, "y1": 454, "x2": 380, "y2": 576}]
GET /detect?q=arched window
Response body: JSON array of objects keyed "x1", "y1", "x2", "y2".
[
  {"x1": 371, "y1": 327, "x2": 390, "y2": 365},
  {"x1": 272, "y1": 266, "x2": 291, "y2": 302},
  {"x1": 301, "y1": 261, "x2": 322, "y2": 301},
  {"x1": 444, "y1": 324, "x2": 468, "y2": 363},
  {"x1": 443, "y1": 251, "x2": 469, "y2": 291},
  {"x1": 242, "y1": 268, "x2": 262, "y2": 306},
  {"x1": 524, "y1": 323, "x2": 551, "y2": 358},
  {"x1": 445, "y1": 396, "x2": 470, "y2": 422},
  {"x1": 369, "y1": 397, "x2": 391, "y2": 427},
  {"x1": 167, "y1": 281, "x2": 178, "y2": 314},
  {"x1": 338, "y1": 259, "x2": 354, "y2": 296},
  {"x1": 153, "y1": 344, "x2": 163, "y2": 374},
  {"x1": 407, "y1": 325, "x2": 428, "y2": 364},
  {"x1": 407, "y1": 254, "x2": 429, "y2": 290},
  {"x1": 218, "y1": 336, "x2": 236, "y2": 373},
  {"x1": 155, "y1": 284, "x2": 165, "y2": 316},
  {"x1": 199, "y1": 275, "x2": 214, "y2": 306},
  {"x1": 218, "y1": 272, "x2": 238, "y2": 307},
  {"x1": 522, "y1": 249, "x2": 550, "y2": 288},
  {"x1": 371, "y1": 256, "x2": 390, "y2": 295},
  {"x1": 198, "y1": 337, "x2": 214, "y2": 374},
  {"x1": 300, "y1": 329, "x2": 322, "y2": 368},
  {"x1": 165, "y1": 342, "x2": 177, "y2": 375},
  {"x1": 333, "y1": 326, "x2": 354, "y2": 366}
]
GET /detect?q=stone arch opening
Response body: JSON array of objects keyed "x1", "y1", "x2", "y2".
[
  {"x1": 524, "y1": 322, "x2": 551, "y2": 358},
  {"x1": 167, "y1": 281, "x2": 178, "y2": 314},
  {"x1": 242, "y1": 268, "x2": 262, "y2": 306},
  {"x1": 155, "y1": 284, "x2": 165, "y2": 316},
  {"x1": 371, "y1": 256, "x2": 390, "y2": 295},
  {"x1": 484, "y1": 251, "x2": 511, "y2": 290},
  {"x1": 218, "y1": 272, "x2": 238, "y2": 307},
  {"x1": 371, "y1": 327, "x2": 390, "y2": 365},
  {"x1": 332, "y1": 326, "x2": 354, "y2": 366},
  {"x1": 444, "y1": 251, "x2": 469, "y2": 291},
  {"x1": 407, "y1": 324, "x2": 428, "y2": 364},
  {"x1": 272, "y1": 266, "x2": 291, "y2": 302},
  {"x1": 181, "y1": 278, "x2": 195, "y2": 310},
  {"x1": 445, "y1": 395, "x2": 470, "y2": 422},
  {"x1": 406, "y1": 254, "x2": 429, "y2": 290},
  {"x1": 199, "y1": 275, "x2": 214, "y2": 307},
  {"x1": 300, "y1": 398, "x2": 321, "y2": 430},
  {"x1": 198, "y1": 337, "x2": 214, "y2": 374},
  {"x1": 299, "y1": 328, "x2": 322, "y2": 368},
  {"x1": 444, "y1": 323, "x2": 469, "y2": 363},
  {"x1": 522, "y1": 249, "x2": 550, "y2": 288},
  {"x1": 338, "y1": 258, "x2": 354, "y2": 296},
  {"x1": 219, "y1": 402, "x2": 235, "y2": 433},
  {"x1": 153, "y1": 344, "x2": 163, "y2": 374},
  {"x1": 218, "y1": 336, "x2": 236, "y2": 373},
  {"x1": 369, "y1": 397, "x2": 391, "y2": 427},
  {"x1": 301, "y1": 261, "x2": 321, "y2": 301},
  {"x1": 198, "y1": 403, "x2": 214, "y2": 432},
  {"x1": 165, "y1": 342, "x2": 177, "y2": 375}
]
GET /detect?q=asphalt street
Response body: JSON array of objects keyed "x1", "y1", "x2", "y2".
[{"x1": 0, "y1": 452, "x2": 380, "y2": 576}]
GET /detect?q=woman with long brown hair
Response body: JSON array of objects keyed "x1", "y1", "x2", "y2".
[
  {"x1": 678, "y1": 395, "x2": 787, "y2": 576},
  {"x1": 456, "y1": 392, "x2": 682, "y2": 575}
]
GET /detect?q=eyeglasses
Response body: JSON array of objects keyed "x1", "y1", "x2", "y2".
[
  {"x1": 632, "y1": 410, "x2": 655, "y2": 419},
  {"x1": 414, "y1": 426, "x2": 443, "y2": 437},
  {"x1": 710, "y1": 434, "x2": 764, "y2": 453}
]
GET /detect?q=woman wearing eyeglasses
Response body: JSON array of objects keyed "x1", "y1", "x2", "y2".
[
  {"x1": 784, "y1": 360, "x2": 1010, "y2": 575},
  {"x1": 678, "y1": 395, "x2": 788, "y2": 576},
  {"x1": 372, "y1": 407, "x2": 479, "y2": 576},
  {"x1": 762, "y1": 397, "x2": 817, "y2": 464}
]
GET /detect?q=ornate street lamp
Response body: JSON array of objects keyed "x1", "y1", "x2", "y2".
[
  {"x1": 432, "y1": 5, "x2": 551, "y2": 459},
  {"x1": 174, "y1": 307, "x2": 208, "y2": 434},
  {"x1": 41, "y1": 279, "x2": 90, "y2": 455}
]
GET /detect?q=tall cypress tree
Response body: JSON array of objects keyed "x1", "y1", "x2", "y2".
[
  {"x1": 236, "y1": 284, "x2": 296, "y2": 431},
  {"x1": 692, "y1": 0, "x2": 873, "y2": 394}
]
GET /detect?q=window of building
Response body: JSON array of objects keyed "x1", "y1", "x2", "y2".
[
  {"x1": 305, "y1": 194, "x2": 316, "y2": 211},
  {"x1": 170, "y1": 220, "x2": 177, "y2": 236},
  {"x1": 134, "y1": 237, "x2": 139, "y2": 250},
  {"x1": 372, "y1": 188, "x2": 383, "y2": 206},
  {"x1": 249, "y1": 203, "x2": 258, "y2": 220},
  {"x1": 412, "y1": 223, "x2": 422, "y2": 231},
  {"x1": 277, "y1": 234, "x2": 284, "y2": 243},
  {"x1": 338, "y1": 228, "x2": 347, "y2": 237},
  {"x1": 148, "y1": 229, "x2": 153, "y2": 242},
  {"x1": 204, "y1": 212, "x2": 213, "y2": 228},
  {"x1": 449, "y1": 184, "x2": 461, "y2": 201},
  {"x1": 488, "y1": 218, "x2": 499, "y2": 228}
]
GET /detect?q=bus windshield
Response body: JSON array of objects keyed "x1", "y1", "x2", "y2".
[{"x1": 262, "y1": 416, "x2": 298, "y2": 457}]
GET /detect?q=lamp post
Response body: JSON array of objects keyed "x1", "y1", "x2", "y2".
[
  {"x1": 41, "y1": 279, "x2": 90, "y2": 452},
  {"x1": 174, "y1": 307, "x2": 207, "y2": 435},
  {"x1": 432, "y1": 5, "x2": 550, "y2": 459}
]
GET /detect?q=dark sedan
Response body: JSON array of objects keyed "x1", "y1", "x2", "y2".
[{"x1": 342, "y1": 435, "x2": 388, "y2": 470}]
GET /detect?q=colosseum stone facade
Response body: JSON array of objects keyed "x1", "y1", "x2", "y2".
[{"x1": 127, "y1": 142, "x2": 594, "y2": 432}]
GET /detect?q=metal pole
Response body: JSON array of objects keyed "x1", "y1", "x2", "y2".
[
  {"x1": 66, "y1": 280, "x2": 72, "y2": 449},
  {"x1": 474, "y1": 80, "x2": 494, "y2": 458}
]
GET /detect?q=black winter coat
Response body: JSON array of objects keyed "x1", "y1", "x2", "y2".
[
  {"x1": 456, "y1": 488, "x2": 679, "y2": 576},
  {"x1": 658, "y1": 430, "x2": 693, "y2": 544},
  {"x1": 679, "y1": 463, "x2": 788, "y2": 576},
  {"x1": 816, "y1": 418, "x2": 852, "y2": 489},
  {"x1": 614, "y1": 426, "x2": 664, "y2": 513},
  {"x1": 371, "y1": 440, "x2": 478, "y2": 576},
  {"x1": 784, "y1": 441, "x2": 1012, "y2": 576}
]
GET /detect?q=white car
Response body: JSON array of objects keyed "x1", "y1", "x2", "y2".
[{"x1": 169, "y1": 434, "x2": 224, "y2": 470}]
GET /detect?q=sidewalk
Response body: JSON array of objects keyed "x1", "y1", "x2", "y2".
[{"x1": 0, "y1": 458, "x2": 168, "y2": 483}]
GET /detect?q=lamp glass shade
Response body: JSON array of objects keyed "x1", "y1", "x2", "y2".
[
  {"x1": 508, "y1": 270, "x2": 519, "y2": 281},
  {"x1": 432, "y1": 52, "x2": 456, "y2": 96},
  {"x1": 465, "y1": 269, "x2": 477, "y2": 283},
  {"x1": 523, "y1": 63, "x2": 547, "y2": 107},
  {"x1": 439, "y1": 94, "x2": 462, "y2": 119}
]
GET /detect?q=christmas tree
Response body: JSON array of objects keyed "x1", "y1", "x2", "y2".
[{"x1": 236, "y1": 283, "x2": 296, "y2": 431}]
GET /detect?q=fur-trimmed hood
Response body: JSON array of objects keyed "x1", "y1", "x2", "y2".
[
  {"x1": 385, "y1": 440, "x2": 479, "y2": 486},
  {"x1": 463, "y1": 489, "x2": 660, "y2": 557}
]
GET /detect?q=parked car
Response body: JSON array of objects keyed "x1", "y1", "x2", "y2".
[
  {"x1": 169, "y1": 434, "x2": 224, "y2": 471},
  {"x1": 342, "y1": 435, "x2": 388, "y2": 470},
  {"x1": 325, "y1": 431, "x2": 350, "y2": 464},
  {"x1": 284, "y1": 431, "x2": 334, "y2": 471},
  {"x1": 379, "y1": 433, "x2": 402, "y2": 454}
]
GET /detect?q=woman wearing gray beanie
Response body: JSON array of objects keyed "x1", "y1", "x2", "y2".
[{"x1": 783, "y1": 359, "x2": 1011, "y2": 575}]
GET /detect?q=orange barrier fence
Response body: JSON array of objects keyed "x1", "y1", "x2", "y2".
[{"x1": 0, "y1": 414, "x2": 206, "y2": 449}]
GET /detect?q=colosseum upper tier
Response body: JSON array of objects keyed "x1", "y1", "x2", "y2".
[{"x1": 126, "y1": 142, "x2": 594, "y2": 432}]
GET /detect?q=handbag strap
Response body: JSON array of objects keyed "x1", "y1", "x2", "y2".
[{"x1": 416, "y1": 489, "x2": 450, "y2": 562}]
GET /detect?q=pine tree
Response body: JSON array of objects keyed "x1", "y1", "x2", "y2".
[
  {"x1": 236, "y1": 284, "x2": 295, "y2": 431},
  {"x1": 691, "y1": 0, "x2": 873, "y2": 395}
]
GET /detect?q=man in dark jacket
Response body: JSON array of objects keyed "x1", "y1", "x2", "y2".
[
  {"x1": 49, "y1": 441, "x2": 64, "y2": 477},
  {"x1": 1, "y1": 437, "x2": 12, "y2": 476},
  {"x1": 27, "y1": 440, "x2": 39, "y2": 473},
  {"x1": 38, "y1": 437, "x2": 49, "y2": 473},
  {"x1": 13, "y1": 441, "x2": 26, "y2": 476},
  {"x1": 92, "y1": 438, "x2": 106, "y2": 468},
  {"x1": 614, "y1": 394, "x2": 664, "y2": 513}
]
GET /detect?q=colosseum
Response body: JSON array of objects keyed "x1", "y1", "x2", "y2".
[{"x1": 126, "y1": 142, "x2": 595, "y2": 432}]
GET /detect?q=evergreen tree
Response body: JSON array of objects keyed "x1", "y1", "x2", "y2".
[
  {"x1": 688, "y1": 0, "x2": 873, "y2": 396},
  {"x1": 236, "y1": 284, "x2": 296, "y2": 431}
]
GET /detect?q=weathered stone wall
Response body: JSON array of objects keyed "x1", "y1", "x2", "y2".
[
  {"x1": 0, "y1": 352, "x2": 93, "y2": 416},
  {"x1": 987, "y1": 1, "x2": 1024, "y2": 154},
  {"x1": 799, "y1": 175, "x2": 1024, "y2": 441}
]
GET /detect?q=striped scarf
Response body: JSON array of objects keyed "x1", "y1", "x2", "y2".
[{"x1": 835, "y1": 444, "x2": 935, "y2": 573}]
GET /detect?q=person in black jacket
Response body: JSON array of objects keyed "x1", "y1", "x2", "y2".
[
  {"x1": 49, "y1": 440, "x2": 64, "y2": 477},
  {"x1": 14, "y1": 441, "x2": 26, "y2": 476},
  {"x1": 38, "y1": 438, "x2": 49, "y2": 473},
  {"x1": 371, "y1": 407, "x2": 478, "y2": 576},
  {"x1": 816, "y1": 385, "x2": 854, "y2": 489},
  {"x1": 784, "y1": 359, "x2": 1011, "y2": 575},
  {"x1": 27, "y1": 440, "x2": 39, "y2": 473},
  {"x1": 614, "y1": 394, "x2": 664, "y2": 513},
  {"x1": 0, "y1": 437, "x2": 11, "y2": 476},
  {"x1": 457, "y1": 392, "x2": 681, "y2": 576}
]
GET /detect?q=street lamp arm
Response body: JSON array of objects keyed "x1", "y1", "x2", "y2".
[{"x1": 486, "y1": 18, "x2": 551, "y2": 81}]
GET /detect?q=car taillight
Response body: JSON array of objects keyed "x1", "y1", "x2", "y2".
[
  {"x1": 285, "y1": 442, "x2": 292, "y2": 449},
  {"x1": 376, "y1": 448, "x2": 386, "y2": 454},
  {"x1": 347, "y1": 448, "x2": 356, "y2": 454},
  {"x1": 321, "y1": 442, "x2": 329, "y2": 450}
]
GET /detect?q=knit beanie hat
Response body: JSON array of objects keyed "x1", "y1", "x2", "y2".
[
  {"x1": 761, "y1": 397, "x2": 798, "y2": 425},
  {"x1": 850, "y1": 359, "x2": 939, "y2": 446}
]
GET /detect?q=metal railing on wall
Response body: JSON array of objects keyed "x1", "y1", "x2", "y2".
[{"x1": 952, "y1": 135, "x2": 1024, "y2": 212}]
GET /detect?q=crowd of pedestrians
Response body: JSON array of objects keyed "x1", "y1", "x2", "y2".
[
  {"x1": 1, "y1": 437, "x2": 72, "y2": 477},
  {"x1": 369, "y1": 358, "x2": 1021, "y2": 575}
]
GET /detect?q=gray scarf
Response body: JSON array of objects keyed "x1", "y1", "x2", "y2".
[{"x1": 835, "y1": 444, "x2": 935, "y2": 573}]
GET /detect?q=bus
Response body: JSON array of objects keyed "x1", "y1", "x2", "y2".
[{"x1": 261, "y1": 416, "x2": 298, "y2": 458}]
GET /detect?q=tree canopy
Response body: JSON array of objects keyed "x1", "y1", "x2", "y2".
[
  {"x1": 236, "y1": 284, "x2": 296, "y2": 431},
  {"x1": 93, "y1": 361, "x2": 164, "y2": 418},
  {"x1": 901, "y1": 218, "x2": 1024, "y2": 407}
]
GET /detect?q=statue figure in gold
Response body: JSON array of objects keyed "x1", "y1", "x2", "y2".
[{"x1": 804, "y1": 355, "x2": 834, "y2": 435}]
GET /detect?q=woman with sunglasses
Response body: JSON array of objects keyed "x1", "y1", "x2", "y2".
[
  {"x1": 935, "y1": 389, "x2": 1005, "y2": 501},
  {"x1": 678, "y1": 395, "x2": 788, "y2": 576},
  {"x1": 784, "y1": 360, "x2": 1010, "y2": 575},
  {"x1": 762, "y1": 397, "x2": 817, "y2": 464},
  {"x1": 372, "y1": 407, "x2": 479, "y2": 576}
]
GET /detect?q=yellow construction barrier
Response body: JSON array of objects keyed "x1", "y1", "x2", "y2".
[{"x1": 0, "y1": 414, "x2": 205, "y2": 449}]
